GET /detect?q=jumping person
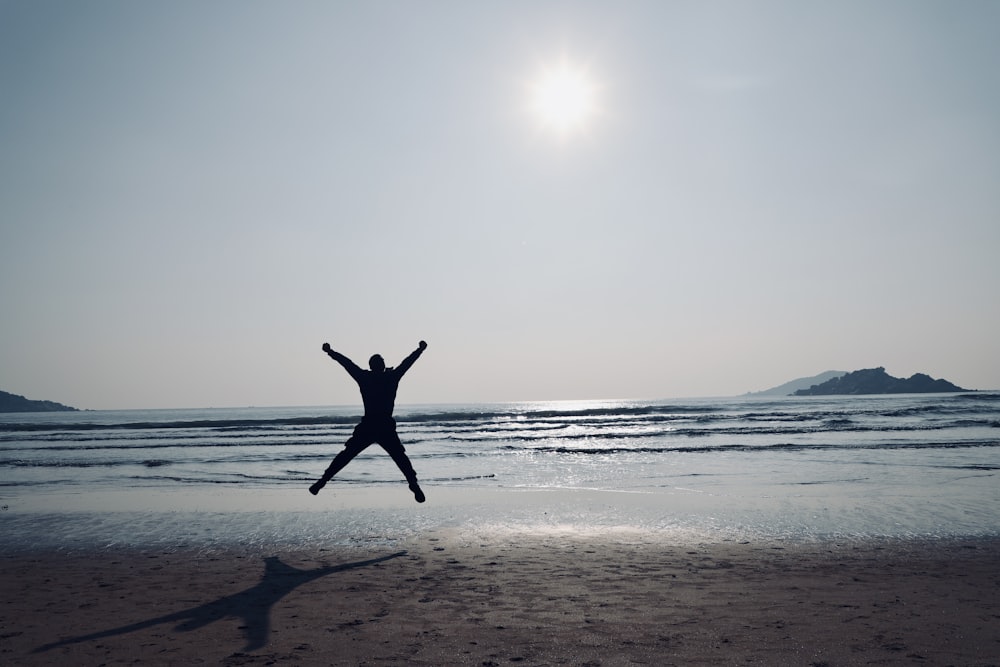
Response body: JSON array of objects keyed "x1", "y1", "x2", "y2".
[{"x1": 309, "y1": 341, "x2": 428, "y2": 502}]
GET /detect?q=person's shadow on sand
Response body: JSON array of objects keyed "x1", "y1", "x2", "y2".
[{"x1": 34, "y1": 551, "x2": 406, "y2": 654}]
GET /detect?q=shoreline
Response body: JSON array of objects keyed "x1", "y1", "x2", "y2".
[
  {"x1": 3, "y1": 532, "x2": 998, "y2": 665},
  {"x1": 4, "y1": 484, "x2": 999, "y2": 556}
]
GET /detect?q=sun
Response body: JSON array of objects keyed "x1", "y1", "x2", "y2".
[{"x1": 529, "y1": 60, "x2": 598, "y2": 136}]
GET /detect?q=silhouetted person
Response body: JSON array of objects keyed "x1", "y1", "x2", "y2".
[{"x1": 310, "y1": 340, "x2": 428, "y2": 502}]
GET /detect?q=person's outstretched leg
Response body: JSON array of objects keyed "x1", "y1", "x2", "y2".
[
  {"x1": 380, "y1": 433, "x2": 424, "y2": 503},
  {"x1": 310, "y1": 429, "x2": 371, "y2": 495}
]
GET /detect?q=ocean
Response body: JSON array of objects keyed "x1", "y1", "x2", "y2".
[{"x1": 2, "y1": 393, "x2": 998, "y2": 551}]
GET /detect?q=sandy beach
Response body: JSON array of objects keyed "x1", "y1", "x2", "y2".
[{"x1": 3, "y1": 530, "x2": 998, "y2": 666}]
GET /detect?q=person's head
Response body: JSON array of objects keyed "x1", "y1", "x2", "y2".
[{"x1": 369, "y1": 354, "x2": 385, "y2": 372}]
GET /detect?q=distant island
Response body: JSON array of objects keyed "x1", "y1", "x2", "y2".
[
  {"x1": 0, "y1": 390, "x2": 78, "y2": 413},
  {"x1": 792, "y1": 367, "x2": 968, "y2": 396}
]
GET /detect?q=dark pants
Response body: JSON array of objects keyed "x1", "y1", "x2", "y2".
[{"x1": 318, "y1": 418, "x2": 418, "y2": 484}]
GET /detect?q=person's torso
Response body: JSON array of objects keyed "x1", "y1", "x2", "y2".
[{"x1": 356, "y1": 370, "x2": 401, "y2": 419}]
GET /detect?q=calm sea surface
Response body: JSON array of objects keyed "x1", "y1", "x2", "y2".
[{"x1": 2, "y1": 394, "x2": 998, "y2": 549}]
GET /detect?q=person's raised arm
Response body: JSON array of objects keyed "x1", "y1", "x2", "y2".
[
  {"x1": 322, "y1": 342, "x2": 364, "y2": 380},
  {"x1": 395, "y1": 340, "x2": 427, "y2": 378}
]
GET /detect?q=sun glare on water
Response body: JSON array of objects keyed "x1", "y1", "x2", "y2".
[{"x1": 529, "y1": 60, "x2": 598, "y2": 136}]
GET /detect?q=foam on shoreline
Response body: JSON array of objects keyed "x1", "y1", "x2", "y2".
[{"x1": 4, "y1": 483, "x2": 996, "y2": 555}]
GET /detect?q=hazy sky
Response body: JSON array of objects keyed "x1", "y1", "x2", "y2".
[{"x1": 2, "y1": 1, "x2": 998, "y2": 409}]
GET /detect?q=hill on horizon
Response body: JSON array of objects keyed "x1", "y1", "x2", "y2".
[
  {"x1": 0, "y1": 390, "x2": 78, "y2": 413},
  {"x1": 747, "y1": 371, "x2": 848, "y2": 397}
]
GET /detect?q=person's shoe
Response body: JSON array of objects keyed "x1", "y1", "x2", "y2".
[
  {"x1": 309, "y1": 480, "x2": 325, "y2": 496},
  {"x1": 409, "y1": 482, "x2": 426, "y2": 503}
]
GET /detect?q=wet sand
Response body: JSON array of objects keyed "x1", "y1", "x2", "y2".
[{"x1": 3, "y1": 532, "x2": 998, "y2": 666}]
